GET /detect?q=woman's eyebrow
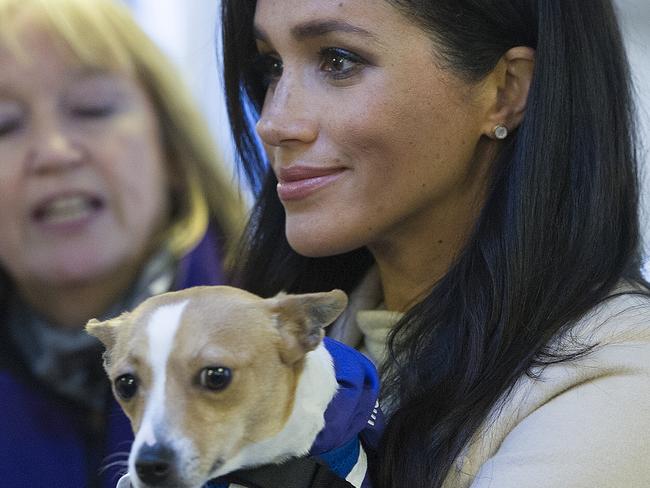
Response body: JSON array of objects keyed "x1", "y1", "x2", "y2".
[
  {"x1": 254, "y1": 19, "x2": 378, "y2": 42},
  {"x1": 291, "y1": 19, "x2": 376, "y2": 40}
]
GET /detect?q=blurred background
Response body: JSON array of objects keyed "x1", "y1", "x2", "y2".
[
  {"x1": 124, "y1": 0, "x2": 650, "y2": 272},
  {"x1": 124, "y1": 0, "x2": 234, "y2": 178}
]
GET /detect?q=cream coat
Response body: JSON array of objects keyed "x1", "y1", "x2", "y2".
[{"x1": 329, "y1": 274, "x2": 650, "y2": 488}]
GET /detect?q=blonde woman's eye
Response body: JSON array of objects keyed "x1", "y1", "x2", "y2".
[
  {"x1": 72, "y1": 104, "x2": 116, "y2": 118},
  {"x1": 319, "y1": 47, "x2": 366, "y2": 80},
  {"x1": 0, "y1": 117, "x2": 21, "y2": 137}
]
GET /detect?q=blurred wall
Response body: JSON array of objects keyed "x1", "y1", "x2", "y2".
[
  {"x1": 127, "y1": 0, "x2": 236, "y2": 186},
  {"x1": 616, "y1": 0, "x2": 650, "y2": 274}
]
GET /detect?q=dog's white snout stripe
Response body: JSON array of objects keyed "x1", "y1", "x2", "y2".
[{"x1": 136, "y1": 300, "x2": 188, "y2": 448}]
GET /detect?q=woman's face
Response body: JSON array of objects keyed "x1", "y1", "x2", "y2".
[
  {"x1": 0, "y1": 28, "x2": 170, "y2": 290},
  {"x1": 254, "y1": 0, "x2": 492, "y2": 258}
]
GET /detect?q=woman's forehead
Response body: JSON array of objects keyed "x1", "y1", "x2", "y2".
[
  {"x1": 253, "y1": 0, "x2": 419, "y2": 50},
  {"x1": 254, "y1": 0, "x2": 401, "y2": 36}
]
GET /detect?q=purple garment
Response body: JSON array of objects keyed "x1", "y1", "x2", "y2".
[{"x1": 174, "y1": 225, "x2": 226, "y2": 288}]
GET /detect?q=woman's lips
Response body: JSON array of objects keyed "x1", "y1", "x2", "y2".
[
  {"x1": 276, "y1": 166, "x2": 346, "y2": 201},
  {"x1": 31, "y1": 193, "x2": 105, "y2": 232}
]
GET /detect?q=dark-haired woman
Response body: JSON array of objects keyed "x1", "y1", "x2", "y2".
[{"x1": 221, "y1": 1, "x2": 650, "y2": 486}]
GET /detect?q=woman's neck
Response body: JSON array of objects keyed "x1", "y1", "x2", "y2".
[{"x1": 372, "y1": 227, "x2": 467, "y2": 312}]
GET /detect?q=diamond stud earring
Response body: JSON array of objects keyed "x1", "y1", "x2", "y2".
[{"x1": 493, "y1": 124, "x2": 509, "y2": 140}]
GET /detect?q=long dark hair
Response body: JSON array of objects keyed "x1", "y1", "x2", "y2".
[{"x1": 221, "y1": 1, "x2": 643, "y2": 486}]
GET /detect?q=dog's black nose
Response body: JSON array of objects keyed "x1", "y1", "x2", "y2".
[{"x1": 135, "y1": 443, "x2": 175, "y2": 485}]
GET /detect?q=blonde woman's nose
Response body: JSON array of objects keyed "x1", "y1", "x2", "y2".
[{"x1": 27, "y1": 124, "x2": 84, "y2": 174}]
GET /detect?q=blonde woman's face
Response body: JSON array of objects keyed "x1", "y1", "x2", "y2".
[{"x1": 0, "y1": 29, "x2": 170, "y2": 289}]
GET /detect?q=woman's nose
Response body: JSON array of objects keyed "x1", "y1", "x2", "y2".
[
  {"x1": 27, "y1": 123, "x2": 84, "y2": 174},
  {"x1": 255, "y1": 77, "x2": 318, "y2": 147}
]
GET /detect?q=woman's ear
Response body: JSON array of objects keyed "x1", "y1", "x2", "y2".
[{"x1": 481, "y1": 46, "x2": 535, "y2": 139}]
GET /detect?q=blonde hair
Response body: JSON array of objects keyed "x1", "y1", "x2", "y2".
[{"x1": 0, "y1": 0, "x2": 244, "y2": 258}]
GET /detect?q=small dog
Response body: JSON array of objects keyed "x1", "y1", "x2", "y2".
[{"x1": 87, "y1": 286, "x2": 381, "y2": 488}]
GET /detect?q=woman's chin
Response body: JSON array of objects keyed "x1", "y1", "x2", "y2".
[
  {"x1": 286, "y1": 232, "x2": 360, "y2": 259},
  {"x1": 28, "y1": 252, "x2": 133, "y2": 288}
]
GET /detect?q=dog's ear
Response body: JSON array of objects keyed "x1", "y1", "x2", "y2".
[
  {"x1": 85, "y1": 312, "x2": 129, "y2": 351},
  {"x1": 270, "y1": 289, "x2": 348, "y2": 364}
]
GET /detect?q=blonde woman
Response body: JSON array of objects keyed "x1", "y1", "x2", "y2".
[{"x1": 0, "y1": 1, "x2": 243, "y2": 486}]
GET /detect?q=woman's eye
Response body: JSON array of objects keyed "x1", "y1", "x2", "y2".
[
  {"x1": 0, "y1": 118, "x2": 21, "y2": 137},
  {"x1": 319, "y1": 48, "x2": 365, "y2": 79},
  {"x1": 254, "y1": 54, "x2": 283, "y2": 86},
  {"x1": 71, "y1": 105, "x2": 115, "y2": 118}
]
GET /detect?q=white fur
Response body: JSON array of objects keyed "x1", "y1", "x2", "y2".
[
  {"x1": 130, "y1": 300, "x2": 188, "y2": 460},
  {"x1": 209, "y1": 342, "x2": 339, "y2": 478}
]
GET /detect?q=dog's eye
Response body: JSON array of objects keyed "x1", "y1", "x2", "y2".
[
  {"x1": 199, "y1": 367, "x2": 232, "y2": 391},
  {"x1": 114, "y1": 374, "x2": 138, "y2": 400}
]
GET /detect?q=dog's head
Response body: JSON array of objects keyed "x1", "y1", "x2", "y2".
[{"x1": 86, "y1": 286, "x2": 347, "y2": 488}]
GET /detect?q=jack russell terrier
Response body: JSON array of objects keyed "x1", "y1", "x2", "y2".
[{"x1": 86, "y1": 286, "x2": 382, "y2": 488}]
